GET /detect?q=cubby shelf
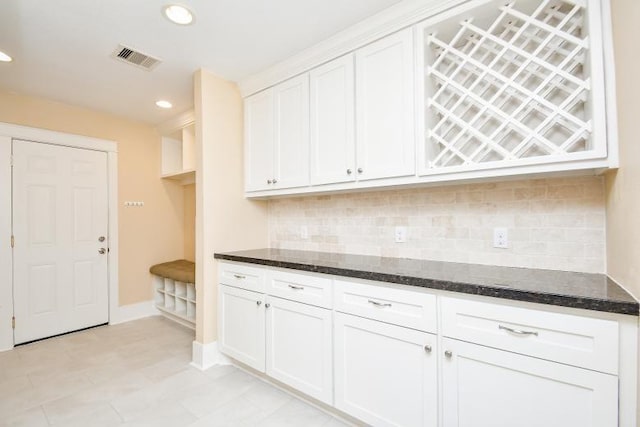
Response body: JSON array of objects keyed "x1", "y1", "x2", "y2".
[{"x1": 152, "y1": 275, "x2": 196, "y2": 330}]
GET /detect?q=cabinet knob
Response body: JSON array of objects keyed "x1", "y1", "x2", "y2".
[
  {"x1": 267, "y1": 179, "x2": 272, "y2": 184},
  {"x1": 272, "y1": 178, "x2": 277, "y2": 184},
  {"x1": 424, "y1": 344, "x2": 432, "y2": 353},
  {"x1": 357, "y1": 168, "x2": 363, "y2": 174},
  {"x1": 256, "y1": 301, "x2": 262, "y2": 306},
  {"x1": 347, "y1": 169, "x2": 352, "y2": 175},
  {"x1": 444, "y1": 350, "x2": 453, "y2": 358},
  {"x1": 265, "y1": 303, "x2": 271, "y2": 308}
]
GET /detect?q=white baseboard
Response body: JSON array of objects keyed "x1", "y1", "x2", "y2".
[
  {"x1": 191, "y1": 340, "x2": 231, "y2": 370},
  {"x1": 110, "y1": 300, "x2": 159, "y2": 325}
]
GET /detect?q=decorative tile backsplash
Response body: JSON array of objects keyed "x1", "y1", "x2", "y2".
[{"x1": 268, "y1": 176, "x2": 606, "y2": 273}]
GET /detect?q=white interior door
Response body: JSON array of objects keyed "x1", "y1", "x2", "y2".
[{"x1": 12, "y1": 140, "x2": 109, "y2": 344}]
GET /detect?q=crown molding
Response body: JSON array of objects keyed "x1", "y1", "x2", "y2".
[
  {"x1": 155, "y1": 109, "x2": 195, "y2": 136},
  {"x1": 238, "y1": 0, "x2": 469, "y2": 97}
]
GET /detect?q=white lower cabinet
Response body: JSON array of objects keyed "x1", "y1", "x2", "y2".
[
  {"x1": 334, "y1": 312, "x2": 438, "y2": 427},
  {"x1": 441, "y1": 337, "x2": 618, "y2": 427},
  {"x1": 218, "y1": 263, "x2": 632, "y2": 427},
  {"x1": 218, "y1": 285, "x2": 265, "y2": 372},
  {"x1": 265, "y1": 296, "x2": 333, "y2": 404},
  {"x1": 218, "y1": 266, "x2": 333, "y2": 405}
]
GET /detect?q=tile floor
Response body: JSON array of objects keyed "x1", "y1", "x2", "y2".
[{"x1": 0, "y1": 316, "x2": 350, "y2": 426}]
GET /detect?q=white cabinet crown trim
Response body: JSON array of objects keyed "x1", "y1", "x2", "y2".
[{"x1": 239, "y1": 0, "x2": 472, "y2": 97}]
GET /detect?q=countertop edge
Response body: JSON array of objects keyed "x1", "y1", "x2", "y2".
[{"x1": 214, "y1": 253, "x2": 639, "y2": 316}]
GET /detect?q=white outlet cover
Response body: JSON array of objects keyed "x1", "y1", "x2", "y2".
[
  {"x1": 493, "y1": 227, "x2": 508, "y2": 249},
  {"x1": 395, "y1": 226, "x2": 407, "y2": 243}
]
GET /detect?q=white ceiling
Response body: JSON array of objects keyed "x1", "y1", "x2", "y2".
[{"x1": 0, "y1": 0, "x2": 402, "y2": 125}]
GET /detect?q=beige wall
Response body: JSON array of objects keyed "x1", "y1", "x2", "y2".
[
  {"x1": 606, "y1": 0, "x2": 640, "y2": 299},
  {"x1": 184, "y1": 184, "x2": 196, "y2": 262},
  {"x1": 0, "y1": 89, "x2": 186, "y2": 305},
  {"x1": 194, "y1": 69, "x2": 268, "y2": 344},
  {"x1": 270, "y1": 176, "x2": 606, "y2": 273}
]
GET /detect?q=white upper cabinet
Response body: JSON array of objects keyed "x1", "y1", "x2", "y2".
[
  {"x1": 415, "y1": 0, "x2": 611, "y2": 178},
  {"x1": 310, "y1": 54, "x2": 356, "y2": 185},
  {"x1": 355, "y1": 28, "x2": 416, "y2": 181},
  {"x1": 273, "y1": 74, "x2": 310, "y2": 189},
  {"x1": 245, "y1": 74, "x2": 310, "y2": 192},
  {"x1": 245, "y1": 88, "x2": 275, "y2": 192},
  {"x1": 242, "y1": 0, "x2": 617, "y2": 197}
]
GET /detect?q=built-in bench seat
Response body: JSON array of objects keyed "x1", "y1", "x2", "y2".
[{"x1": 150, "y1": 259, "x2": 196, "y2": 329}]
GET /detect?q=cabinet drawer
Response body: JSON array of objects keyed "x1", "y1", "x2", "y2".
[
  {"x1": 334, "y1": 280, "x2": 437, "y2": 333},
  {"x1": 441, "y1": 297, "x2": 619, "y2": 374},
  {"x1": 266, "y1": 270, "x2": 332, "y2": 308},
  {"x1": 218, "y1": 262, "x2": 265, "y2": 292}
]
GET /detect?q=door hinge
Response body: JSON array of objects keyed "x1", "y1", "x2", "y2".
[
  {"x1": 11, "y1": 316, "x2": 15, "y2": 329},
  {"x1": 10, "y1": 235, "x2": 14, "y2": 248}
]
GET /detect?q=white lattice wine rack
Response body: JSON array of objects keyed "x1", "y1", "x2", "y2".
[{"x1": 419, "y1": 0, "x2": 610, "y2": 175}]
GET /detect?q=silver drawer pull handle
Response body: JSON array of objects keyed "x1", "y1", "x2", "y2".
[
  {"x1": 288, "y1": 285, "x2": 304, "y2": 290},
  {"x1": 233, "y1": 274, "x2": 246, "y2": 279},
  {"x1": 499, "y1": 325, "x2": 538, "y2": 336},
  {"x1": 368, "y1": 299, "x2": 392, "y2": 308}
]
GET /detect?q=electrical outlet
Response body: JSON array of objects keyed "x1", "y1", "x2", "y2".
[
  {"x1": 300, "y1": 226, "x2": 308, "y2": 240},
  {"x1": 395, "y1": 226, "x2": 407, "y2": 243},
  {"x1": 493, "y1": 227, "x2": 508, "y2": 249},
  {"x1": 124, "y1": 201, "x2": 144, "y2": 207}
]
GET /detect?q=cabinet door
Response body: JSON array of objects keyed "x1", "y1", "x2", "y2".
[
  {"x1": 265, "y1": 296, "x2": 332, "y2": 404},
  {"x1": 218, "y1": 285, "x2": 265, "y2": 372},
  {"x1": 355, "y1": 28, "x2": 416, "y2": 181},
  {"x1": 244, "y1": 89, "x2": 275, "y2": 191},
  {"x1": 441, "y1": 338, "x2": 618, "y2": 427},
  {"x1": 310, "y1": 54, "x2": 356, "y2": 185},
  {"x1": 334, "y1": 313, "x2": 437, "y2": 427},
  {"x1": 273, "y1": 74, "x2": 310, "y2": 189}
]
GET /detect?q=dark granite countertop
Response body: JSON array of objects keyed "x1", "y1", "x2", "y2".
[{"x1": 214, "y1": 248, "x2": 639, "y2": 316}]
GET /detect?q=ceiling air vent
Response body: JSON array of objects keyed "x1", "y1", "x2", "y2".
[{"x1": 111, "y1": 44, "x2": 161, "y2": 71}]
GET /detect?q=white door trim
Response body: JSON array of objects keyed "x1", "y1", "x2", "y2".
[
  {"x1": 0, "y1": 136, "x2": 12, "y2": 351},
  {"x1": 0, "y1": 121, "x2": 118, "y2": 351}
]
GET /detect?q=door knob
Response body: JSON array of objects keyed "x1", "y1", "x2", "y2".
[
  {"x1": 98, "y1": 236, "x2": 106, "y2": 242},
  {"x1": 98, "y1": 248, "x2": 106, "y2": 255}
]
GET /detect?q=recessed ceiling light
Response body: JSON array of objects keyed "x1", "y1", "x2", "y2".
[
  {"x1": 0, "y1": 51, "x2": 12, "y2": 62},
  {"x1": 163, "y1": 4, "x2": 194, "y2": 25},
  {"x1": 156, "y1": 100, "x2": 173, "y2": 109}
]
